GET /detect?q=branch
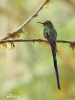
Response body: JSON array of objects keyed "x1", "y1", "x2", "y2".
[
  {"x1": 0, "y1": 39, "x2": 75, "y2": 50},
  {"x1": 2, "y1": 0, "x2": 50, "y2": 40},
  {"x1": 13, "y1": 0, "x2": 50, "y2": 33},
  {"x1": 0, "y1": 39, "x2": 75, "y2": 44}
]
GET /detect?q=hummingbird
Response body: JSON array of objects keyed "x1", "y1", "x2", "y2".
[{"x1": 37, "y1": 20, "x2": 60, "y2": 90}]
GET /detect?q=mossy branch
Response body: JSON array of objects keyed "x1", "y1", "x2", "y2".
[
  {"x1": 0, "y1": 39, "x2": 75, "y2": 50},
  {"x1": 0, "y1": 39, "x2": 74, "y2": 44}
]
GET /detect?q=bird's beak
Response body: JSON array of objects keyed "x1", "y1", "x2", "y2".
[{"x1": 37, "y1": 22, "x2": 44, "y2": 24}]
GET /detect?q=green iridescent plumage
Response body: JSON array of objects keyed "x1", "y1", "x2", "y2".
[{"x1": 38, "y1": 20, "x2": 60, "y2": 90}]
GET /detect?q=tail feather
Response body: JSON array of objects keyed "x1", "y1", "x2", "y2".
[
  {"x1": 46, "y1": 34, "x2": 60, "y2": 89},
  {"x1": 52, "y1": 50, "x2": 60, "y2": 90}
]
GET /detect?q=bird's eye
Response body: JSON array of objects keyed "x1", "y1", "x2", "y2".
[{"x1": 44, "y1": 22, "x2": 47, "y2": 25}]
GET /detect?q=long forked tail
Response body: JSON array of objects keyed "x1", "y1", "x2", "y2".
[
  {"x1": 52, "y1": 50, "x2": 60, "y2": 90},
  {"x1": 46, "y1": 34, "x2": 60, "y2": 89}
]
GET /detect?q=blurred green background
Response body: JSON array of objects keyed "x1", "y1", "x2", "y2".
[{"x1": 0, "y1": 0, "x2": 75, "y2": 100}]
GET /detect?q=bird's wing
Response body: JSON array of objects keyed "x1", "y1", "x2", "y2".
[{"x1": 46, "y1": 33, "x2": 56, "y2": 51}]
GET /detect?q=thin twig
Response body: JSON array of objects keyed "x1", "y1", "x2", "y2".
[
  {"x1": 1, "y1": 0, "x2": 50, "y2": 40},
  {"x1": 12, "y1": 0, "x2": 50, "y2": 34},
  {"x1": 0, "y1": 39, "x2": 74, "y2": 44}
]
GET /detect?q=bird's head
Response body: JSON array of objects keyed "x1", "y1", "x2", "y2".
[{"x1": 37, "y1": 20, "x2": 53, "y2": 28}]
